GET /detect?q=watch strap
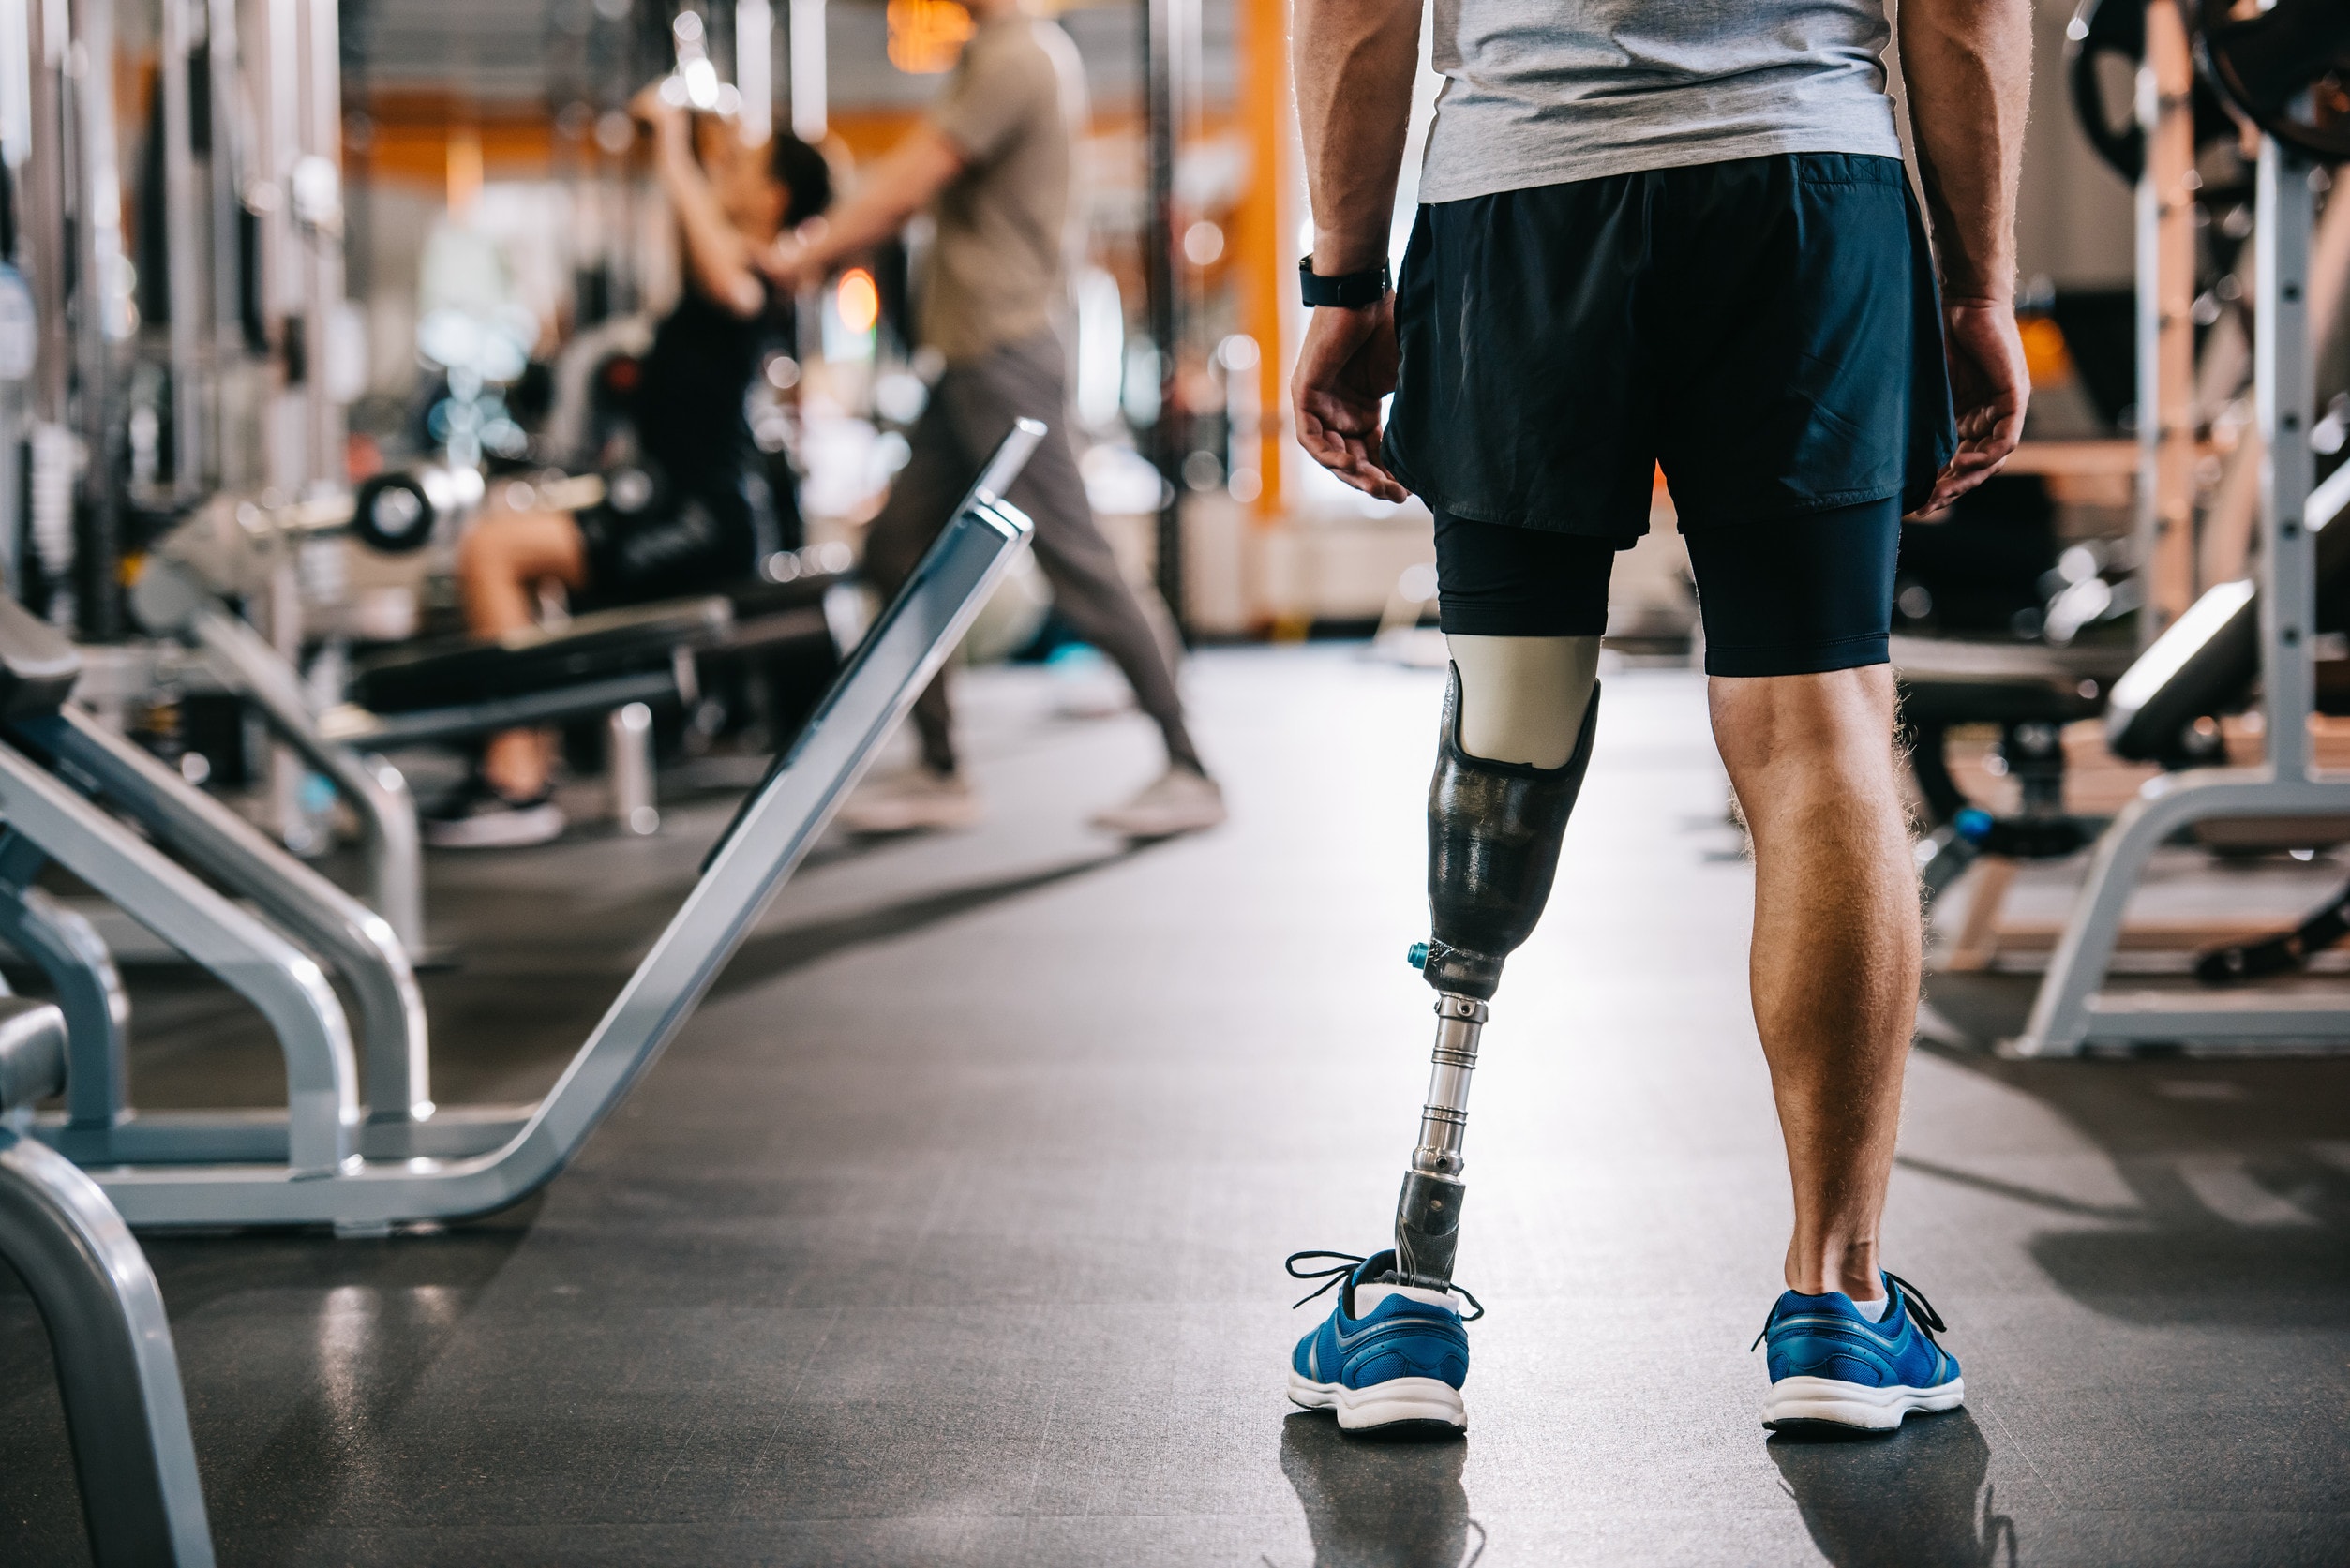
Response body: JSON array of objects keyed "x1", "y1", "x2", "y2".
[{"x1": 1298, "y1": 258, "x2": 1391, "y2": 309}]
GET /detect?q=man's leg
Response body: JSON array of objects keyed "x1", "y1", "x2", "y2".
[
  {"x1": 1284, "y1": 515, "x2": 1611, "y2": 1437},
  {"x1": 1683, "y1": 502, "x2": 1958, "y2": 1432},
  {"x1": 937, "y1": 335, "x2": 1205, "y2": 778},
  {"x1": 1678, "y1": 502, "x2": 1917, "y2": 1300},
  {"x1": 1711, "y1": 665, "x2": 1919, "y2": 1299},
  {"x1": 1397, "y1": 635, "x2": 1600, "y2": 1286},
  {"x1": 831, "y1": 382, "x2": 996, "y2": 834},
  {"x1": 861, "y1": 392, "x2": 980, "y2": 777},
  {"x1": 1009, "y1": 433, "x2": 1202, "y2": 774},
  {"x1": 455, "y1": 510, "x2": 588, "y2": 799}
]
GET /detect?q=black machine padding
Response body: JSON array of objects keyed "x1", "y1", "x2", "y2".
[
  {"x1": 2103, "y1": 581, "x2": 2259, "y2": 761},
  {"x1": 1893, "y1": 635, "x2": 2130, "y2": 727},
  {"x1": 352, "y1": 597, "x2": 732, "y2": 714},
  {"x1": 0, "y1": 598, "x2": 82, "y2": 718},
  {"x1": 2103, "y1": 462, "x2": 2350, "y2": 761}
]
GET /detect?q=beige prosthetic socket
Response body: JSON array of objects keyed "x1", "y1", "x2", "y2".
[{"x1": 1445, "y1": 635, "x2": 1602, "y2": 767}]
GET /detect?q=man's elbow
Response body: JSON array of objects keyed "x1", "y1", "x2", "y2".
[{"x1": 904, "y1": 127, "x2": 968, "y2": 207}]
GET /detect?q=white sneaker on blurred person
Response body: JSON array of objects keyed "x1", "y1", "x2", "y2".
[
  {"x1": 1091, "y1": 766, "x2": 1226, "y2": 839},
  {"x1": 424, "y1": 777, "x2": 567, "y2": 849},
  {"x1": 835, "y1": 766, "x2": 984, "y2": 834}
]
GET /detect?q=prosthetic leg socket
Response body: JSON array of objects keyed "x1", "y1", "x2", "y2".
[
  {"x1": 1420, "y1": 669, "x2": 1600, "y2": 1001},
  {"x1": 1395, "y1": 669, "x2": 1600, "y2": 1288}
]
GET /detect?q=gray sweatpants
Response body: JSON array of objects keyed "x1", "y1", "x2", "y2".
[{"x1": 861, "y1": 328, "x2": 1200, "y2": 774}]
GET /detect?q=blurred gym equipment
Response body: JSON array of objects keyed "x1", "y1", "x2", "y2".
[
  {"x1": 2013, "y1": 0, "x2": 2350, "y2": 1054},
  {"x1": 0, "y1": 1003, "x2": 215, "y2": 1566},
  {"x1": 33, "y1": 424, "x2": 1039, "y2": 1230}
]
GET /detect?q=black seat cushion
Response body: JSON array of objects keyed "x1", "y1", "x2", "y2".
[
  {"x1": 1893, "y1": 635, "x2": 2133, "y2": 727},
  {"x1": 723, "y1": 573, "x2": 845, "y2": 620},
  {"x1": 0, "y1": 600, "x2": 82, "y2": 719},
  {"x1": 352, "y1": 597, "x2": 732, "y2": 714}
]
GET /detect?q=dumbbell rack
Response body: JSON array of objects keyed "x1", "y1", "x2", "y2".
[{"x1": 2015, "y1": 141, "x2": 2350, "y2": 1055}]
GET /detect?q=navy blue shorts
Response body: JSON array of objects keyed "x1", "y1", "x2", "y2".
[{"x1": 1385, "y1": 152, "x2": 1954, "y2": 675}]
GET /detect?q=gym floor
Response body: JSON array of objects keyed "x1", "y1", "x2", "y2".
[{"x1": 4, "y1": 649, "x2": 2348, "y2": 1566}]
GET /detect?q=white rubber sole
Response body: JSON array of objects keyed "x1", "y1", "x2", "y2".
[
  {"x1": 1287, "y1": 1368, "x2": 1466, "y2": 1433},
  {"x1": 423, "y1": 801, "x2": 566, "y2": 849},
  {"x1": 1763, "y1": 1374, "x2": 1965, "y2": 1433}
]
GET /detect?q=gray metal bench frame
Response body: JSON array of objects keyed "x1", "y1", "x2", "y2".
[
  {"x1": 17, "y1": 439, "x2": 1035, "y2": 1227},
  {"x1": 0, "y1": 994, "x2": 214, "y2": 1565}
]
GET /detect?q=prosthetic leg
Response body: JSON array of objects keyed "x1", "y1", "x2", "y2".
[{"x1": 1396, "y1": 664, "x2": 1599, "y2": 1288}]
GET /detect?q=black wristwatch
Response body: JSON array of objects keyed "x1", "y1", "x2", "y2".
[{"x1": 1298, "y1": 258, "x2": 1390, "y2": 309}]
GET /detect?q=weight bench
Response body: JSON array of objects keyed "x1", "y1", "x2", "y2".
[
  {"x1": 341, "y1": 595, "x2": 735, "y2": 835},
  {"x1": 21, "y1": 418, "x2": 1044, "y2": 1229},
  {"x1": 0, "y1": 993, "x2": 214, "y2": 1565},
  {"x1": 1895, "y1": 635, "x2": 2136, "y2": 907}
]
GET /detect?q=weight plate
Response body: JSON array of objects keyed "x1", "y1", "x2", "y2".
[{"x1": 2198, "y1": 0, "x2": 2350, "y2": 164}]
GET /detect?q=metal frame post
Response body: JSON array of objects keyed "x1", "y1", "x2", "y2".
[
  {"x1": 159, "y1": 0, "x2": 205, "y2": 498},
  {"x1": 1143, "y1": 0, "x2": 1189, "y2": 633},
  {"x1": 67, "y1": 0, "x2": 125, "y2": 640},
  {"x1": 607, "y1": 699, "x2": 658, "y2": 834},
  {"x1": 0, "y1": 829, "x2": 128, "y2": 1128},
  {"x1": 2258, "y1": 138, "x2": 2316, "y2": 782},
  {"x1": 0, "y1": 739, "x2": 360, "y2": 1170},
  {"x1": 0, "y1": 1126, "x2": 214, "y2": 1566},
  {"x1": 2133, "y1": 0, "x2": 2199, "y2": 644}
]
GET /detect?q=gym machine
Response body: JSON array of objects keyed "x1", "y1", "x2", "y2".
[
  {"x1": 1905, "y1": 0, "x2": 2350, "y2": 931},
  {"x1": 0, "y1": 993, "x2": 214, "y2": 1567},
  {"x1": 1897, "y1": 0, "x2": 2230, "y2": 910},
  {"x1": 2013, "y1": 0, "x2": 2350, "y2": 1055},
  {"x1": 1, "y1": 7, "x2": 217, "y2": 1560},
  {"x1": 25, "y1": 422, "x2": 1040, "y2": 1230}
]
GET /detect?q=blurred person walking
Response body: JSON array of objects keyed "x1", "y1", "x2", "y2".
[{"x1": 770, "y1": 0, "x2": 1222, "y2": 839}]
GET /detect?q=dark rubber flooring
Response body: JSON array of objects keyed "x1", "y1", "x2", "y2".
[{"x1": 3, "y1": 650, "x2": 2348, "y2": 1565}]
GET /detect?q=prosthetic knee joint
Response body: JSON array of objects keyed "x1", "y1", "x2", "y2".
[{"x1": 1395, "y1": 669, "x2": 1599, "y2": 1288}]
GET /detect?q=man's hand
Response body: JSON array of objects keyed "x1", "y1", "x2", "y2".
[
  {"x1": 1294, "y1": 295, "x2": 1408, "y2": 502},
  {"x1": 761, "y1": 218, "x2": 828, "y2": 293},
  {"x1": 1915, "y1": 298, "x2": 2028, "y2": 516}
]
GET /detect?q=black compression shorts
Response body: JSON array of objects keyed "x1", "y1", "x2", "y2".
[
  {"x1": 575, "y1": 466, "x2": 761, "y2": 610},
  {"x1": 1434, "y1": 499, "x2": 1901, "y2": 678}
]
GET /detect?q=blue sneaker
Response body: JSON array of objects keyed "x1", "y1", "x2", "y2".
[
  {"x1": 1284, "y1": 1249, "x2": 1481, "y2": 1435},
  {"x1": 1758, "y1": 1270, "x2": 1964, "y2": 1434}
]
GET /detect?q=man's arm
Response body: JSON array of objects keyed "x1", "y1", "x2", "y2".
[
  {"x1": 1899, "y1": 0, "x2": 2036, "y2": 513},
  {"x1": 770, "y1": 127, "x2": 966, "y2": 289},
  {"x1": 1291, "y1": 0, "x2": 1424, "y2": 501}
]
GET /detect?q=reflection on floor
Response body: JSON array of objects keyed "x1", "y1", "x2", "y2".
[{"x1": 1, "y1": 650, "x2": 2346, "y2": 1566}]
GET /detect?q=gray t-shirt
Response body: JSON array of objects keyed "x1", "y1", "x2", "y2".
[
  {"x1": 921, "y1": 16, "x2": 1086, "y2": 363},
  {"x1": 1417, "y1": 0, "x2": 1904, "y2": 203}
]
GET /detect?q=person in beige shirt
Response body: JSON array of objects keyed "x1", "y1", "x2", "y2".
[{"x1": 771, "y1": 0, "x2": 1222, "y2": 839}]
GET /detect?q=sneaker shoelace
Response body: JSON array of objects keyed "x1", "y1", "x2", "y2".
[
  {"x1": 1747, "y1": 1269, "x2": 1949, "y2": 1352},
  {"x1": 1284, "y1": 1250, "x2": 1486, "y2": 1320}
]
